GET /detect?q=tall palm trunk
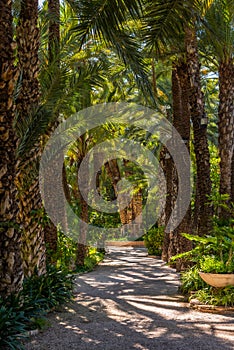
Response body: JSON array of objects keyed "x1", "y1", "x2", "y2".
[
  {"x1": 185, "y1": 25, "x2": 212, "y2": 236},
  {"x1": 16, "y1": 0, "x2": 46, "y2": 277},
  {"x1": 162, "y1": 60, "x2": 192, "y2": 265},
  {"x1": 0, "y1": 0, "x2": 23, "y2": 295},
  {"x1": 231, "y1": 150, "x2": 234, "y2": 204},
  {"x1": 160, "y1": 143, "x2": 173, "y2": 261},
  {"x1": 218, "y1": 59, "x2": 234, "y2": 212},
  {"x1": 48, "y1": 0, "x2": 60, "y2": 63},
  {"x1": 75, "y1": 175, "x2": 89, "y2": 266},
  {"x1": 76, "y1": 196, "x2": 89, "y2": 267},
  {"x1": 66, "y1": 138, "x2": 89, "y2": 267},
  {"x1": 43, "y1": 0, "x2": 61, "y2": 255},
  {"x1": 171, "y1": 60, "x2": 192, "y2": 269}
]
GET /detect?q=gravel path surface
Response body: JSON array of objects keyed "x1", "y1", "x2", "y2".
[{"x1": 24, "y1": 247, "x2": 234, "y2": 350}]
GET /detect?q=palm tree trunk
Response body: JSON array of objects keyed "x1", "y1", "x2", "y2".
[
  {"x1": 160, "y1": 145, "x2": 173, "y2": 261},
  {"x1": 162, "y1": 60, "x2": 192, "y2": 264},
  {"x1": 171, "y1": 60, "x2": 192, "y2": 269},
  {"x1": 48, "y1": 0, "x2": 60, "y2": 63},
  {"x1": 16, "y1": 0, "x2": 46, "y2": 277},
  {"x1": 0, "y1": 0, "x2": 23, "y2": 295},
  {"x1": 43, "y1": 0, "x2": 61, "y2": 256},
  {"x1": 104, "y1": 159, "x2": 127, "y2": 230},
  {"x1": 218, "y1": 59, "x2": 234, "y2": 213},
  {"x1": 68, "y1": 139, "x2": 89, "y2": 267},
  {"x1": 160, "y1": 140, "x2": 177, "y2": 260},
  {"x1": 185, "y1": 25, "x2": 212, "y2": 236},
  {"x1": 76, "y1": 196, "x2": 89, "y2": 267},
  {"x1": 231, "y1": 150, "x2": 234, "y2": 204}
]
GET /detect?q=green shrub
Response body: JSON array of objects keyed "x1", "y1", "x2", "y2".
[
  {"x1": 194, "y1": 286, "x2": 234, "y2": 307},
  {"x1": 180, "y1": 266, "x2": 207, "y2": 294},
  {"x1": 144, "y1": 227, "x2": 164, "y2": 256},
  {"x1": 0, "y1": 266, "x2": 75, "y2": 350},
  {"x1": 76, "y1": 248, "x2": 105, "y2": 273},
  {"x1": 199, "y1": 255, "x2": 234, "y2": 273},
  {"x1": 47, "y1": 231, "x2": 105, "y2": 273},
  {"x1": 0, "y1": 304, "x2": 28, "y2": 350},
  {"x1": 47, "y1": 230, "x2": 77, "y2": 271},
  {"x1": 0, "y1": 239, "x2": 104, "y2": 349},
  {"x1": 22, "y1": 265, "x2": 75, "y2": 311},
  {"x1": 170, "y1": 223, "x2": 234, "y2": 273}
]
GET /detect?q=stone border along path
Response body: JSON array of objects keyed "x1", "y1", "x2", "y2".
[{"x1": 24, "y1": 247, "x2": 234, "y2": 350}]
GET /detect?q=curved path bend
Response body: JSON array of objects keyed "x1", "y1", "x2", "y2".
[{"x1": 25, "y1": 247, "x2": 234, "y2": 350}]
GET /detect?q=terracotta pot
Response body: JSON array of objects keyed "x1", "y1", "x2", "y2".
[{"x1": 199, "y1": 272, "x2": 234, "y2": 288}]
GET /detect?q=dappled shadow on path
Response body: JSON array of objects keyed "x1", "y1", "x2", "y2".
[{"x1": 25, "y1": 248, "x2": 234, "y2": 350}]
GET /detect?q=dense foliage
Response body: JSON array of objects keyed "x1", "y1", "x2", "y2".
[
  {"x1": 0, "y1": 1, "x2": 234, "y2": 345},
  {"x1": 144, "y1": 227, "x2": 164, "y2": 256},
  {"x1": 0, "y1": 266, "x2": 75, "y2": 350}
]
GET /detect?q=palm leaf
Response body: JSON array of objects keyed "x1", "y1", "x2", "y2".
[
  {"x1": 67, "y1": 0, "x2": 155, "y2": 104},
  {"x1": 15, "y1": 105, "x2": 53, "y2": 159},
  {"x1": 201, "y1": 0, "x2": 234, "y2": 60},
  {"x1": 142, "y1": 0, "x2": 192, "y2": 53}
]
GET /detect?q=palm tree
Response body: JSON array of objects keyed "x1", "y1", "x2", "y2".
[
  {"x1": 43, "y1": 0, "x2": 61, "y2": 255},
  {"x1": 203, "y1": 0, "x2": 234, "y2": 213},
  {"x1": 15, "y1": 0, "x2": 46, "y2": 277},
  {"x1": 162, "y1": 59, "x2": 193, "y2": 263},
  {"x1": 38, "y1": 0, "x2": 153, "y2": 262},
  {"x1": 0, "y1": 0, "x2": 23, "y2": 295},
  {"x1": 9, "y1": 0, "x2": 219, "y2": 269},
  {"x1": 184, "y1": 24, "x2": 212, "y2": 234},
  {"x1": 143, "y1": 0, "x2": 213, "y2": 238}
]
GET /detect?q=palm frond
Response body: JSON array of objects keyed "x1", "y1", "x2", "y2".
[
  {"x1": 194, "y1": 0, "x2": 215, "y2": 16},
  {"x1": 15, "y1": 105, "x2": 53, "y2": 159},
  {"x1": 142, "y1": 0, "x2": 193, "y2": 53},
  {"x1": 66, "y1": 0, "x2": 155, "y2": 104},
  {"x1": 66, "y1": 0, "x2": 143, "y2": 36},
  {"x1": 201, "y1": 0, "x2": 234, "y2": 61}
]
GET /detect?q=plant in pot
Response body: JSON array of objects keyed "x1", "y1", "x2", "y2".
[
  {"x1": 170, "y1": 199, "x2": 234, "y2": 288},
  {"x1": 197, "y1": 221, "x2": 234, "y2": 287}
]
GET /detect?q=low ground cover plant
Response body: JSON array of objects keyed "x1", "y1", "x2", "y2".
[
  {"x1": 171, "y1": 196, "x2": 234, "y2": 306},
  {"x1": 0, "y1": 239, "x2": 105, "y2": 350},
  {"x1": 0, "y1": 266, "x2": 75, "y2": 350}
]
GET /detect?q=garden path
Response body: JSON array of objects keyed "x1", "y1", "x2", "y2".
[{"x1": 25, "y1": 247, "x2": 234, "y2": 350}]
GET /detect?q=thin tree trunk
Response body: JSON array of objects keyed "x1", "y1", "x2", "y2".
[
  {"x1": 161, "y1": 93, "x2": 177, "y2": 262},
  {"x1": 151, "y1": 58, "x2": 157, "y2": 98},
  {"x1": 104, "y1": 159, "x2": 127, "y2": 231},
  {"x1": 76, "y1": 194, "x2": 89, "y2": 266},
  {"x1": 161, "y1": 144, "x2": 176, "y2": 261},
  {"x1": 0, "y1": 0, "x2": 23, "y2": 296},
  {"x1": 185, "y1": 25, "x2": 212, "y2": 236}
]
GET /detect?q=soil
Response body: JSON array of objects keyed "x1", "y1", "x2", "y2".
[{"x1": 24, "y1": 247, "x2": 234, "y2": 350}]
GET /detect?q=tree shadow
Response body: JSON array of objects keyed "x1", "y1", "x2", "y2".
[{"x1": 24, "y1": 247, "x2": 234, "y2": 350}]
